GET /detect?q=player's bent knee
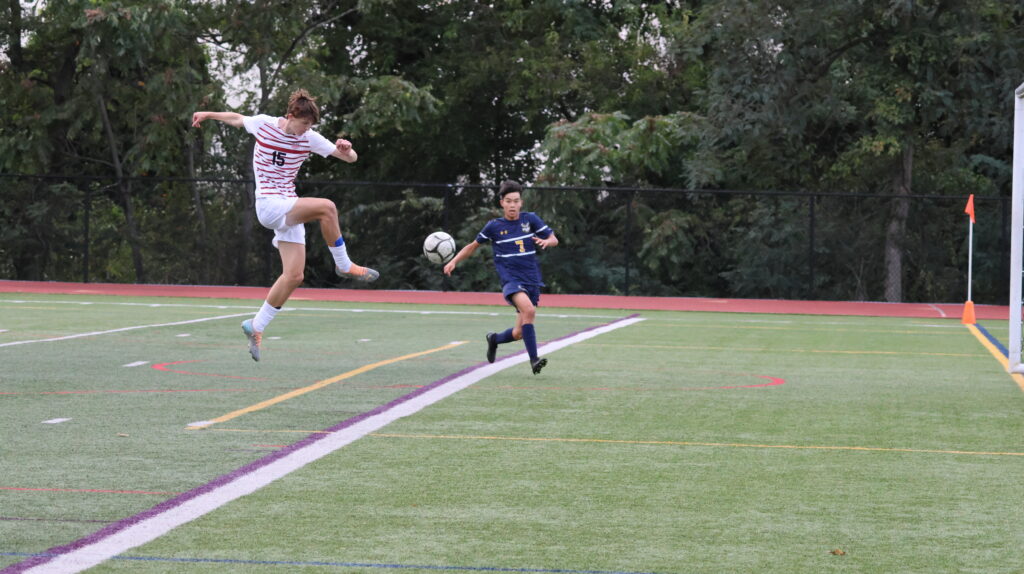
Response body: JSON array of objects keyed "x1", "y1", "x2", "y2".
[{"x1": 318, "y1": 199, "x2": 338, "y2": 218}]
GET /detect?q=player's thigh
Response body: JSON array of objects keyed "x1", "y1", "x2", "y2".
[
  {"x1": 278, "y1": 241, "x2": 307, "y2": 277},
  {"x1": 285, "y1": 197, "x2": 336, "y2": 225},
  {"x1": 509, "y1": 291, "x2": 536, "y2": 319}
]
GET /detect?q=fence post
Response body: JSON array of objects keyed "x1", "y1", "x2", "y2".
[
  {"x1": 443, "y1": 184, "x2": 452, "y2": 292},
  {"x1": 808, "y1": 194, "x2": 816, "y2": 299},
  {"x1": 83, "y1": 184, "x2": 91, "y2": 283},
  {"x1": 1003, "y1": 195, "x2": 1010, "y2": 303},
  {"x1": 625, "y1": 191, "x2": 632, "y2": 296}
]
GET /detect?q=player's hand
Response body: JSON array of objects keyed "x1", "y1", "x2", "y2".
[
  {"x1": 334, "y1": 138, "x2": 357, "y2": 161},
  {"x1": 443, "y1": 261, "x2": 455, "y2": 276},
  {"x1": 191, "y1": 112, "x2": 208, "y2": 128},
  {"x1": 533, "y1": 236, "x2": 554, "y2": 249}
]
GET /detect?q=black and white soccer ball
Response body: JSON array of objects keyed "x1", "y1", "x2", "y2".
[{"x1": 423, "y1": 231, "x2": 456, "y2": 264}]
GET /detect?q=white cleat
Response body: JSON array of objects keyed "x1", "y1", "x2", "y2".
[{"x1": 241, "y1": 319, "x2": 262, "y2": 362}]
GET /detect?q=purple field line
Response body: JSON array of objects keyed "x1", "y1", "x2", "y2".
[{"x1": 2, "y1": 314, "x2": 643, "y2": 574}]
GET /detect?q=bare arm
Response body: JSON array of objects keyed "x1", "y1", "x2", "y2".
[
  {"x1": 330, "y1": 138, "x2": 358, "y2": 163},
  {"x1": 191, "y1": 111, "x2": 245, "y2": 129},
  {"x1": 443, "y1": 241, "x2": 481, "y2": 275},
  {"x1": 533, "y1": 232, "x2": 558, "y2": 249}
]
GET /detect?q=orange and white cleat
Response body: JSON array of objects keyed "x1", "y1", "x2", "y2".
[
  {"x1": 241, "y1": 319, "x2": 262, "y2": 361},
  {"x1": 336, "y1": 263, "x2": 380, "y2": 283}
]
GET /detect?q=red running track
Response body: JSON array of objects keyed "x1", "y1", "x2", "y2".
[{"x1": 0, "y1": 280, "x2": 1008, "y2": 320}]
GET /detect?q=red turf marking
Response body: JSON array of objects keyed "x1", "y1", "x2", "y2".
[
  {"x1": 348, "y1": 375, "x2": 784, "y2": 393},
  {"x1": 0, "y1": 486, "x2": 179, "y2": 495},
  {"x1": 486, "y1": 380, "x2": 784, "y2": 392},
  {"x1": 0, "y1": 279, "x2": 1007, "y2": 319},
  {"x1": 482, "y1": 374, "x2": 785, "y2": 393},
  {"x1": 0, "y1": 388, "x2": 259, "y2": 396},
  {"x1": 151, "y1": 360, "x2": 266, "y2": 380},
  {"x1": 710, "y1": 374, "x2": 785, "y2": 390}
]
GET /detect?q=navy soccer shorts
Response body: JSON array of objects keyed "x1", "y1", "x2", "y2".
[{"x1": 502, "y1": 282, "x2": 541, "y2": 310}]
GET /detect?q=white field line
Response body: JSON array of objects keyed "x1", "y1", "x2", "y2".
[
  {"x1": 0, "y1": 313, "x2": 251, "y2": 348},
  {"x1": 0, "y1": 298, "x2": 626, "y2": 320},
  {"x1": 16, "y1": 316, "x2": 645, "y2": 574},
  {"x1": 41, "y1": 418, "x2": 72, "y2": 424},
  {"x1": 122, "y1": 361, "x2": 150, "y2": 368}
]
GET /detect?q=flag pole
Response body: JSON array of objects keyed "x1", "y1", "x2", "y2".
[
  {"x1": 967, "y1": 218, "x2": 973, "y2": 302},
  {"x1": 962, "y1": 194, "x2": 976, "y2": 324}
]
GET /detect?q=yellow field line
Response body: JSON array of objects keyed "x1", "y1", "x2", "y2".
[
  {"x1": 580, "y1": 342, "x2": 983, "y2": 358},
  {"x1": 205, "y1": 429, "x2": 1024, "y2": 457},
  {"x1": 652, "y1": 324, "x2": 964, "y2": 336},
  {"x1": 964, "y1": 324, "x2": 1024, "y2": 392},
  {"x1": 369, "y1": 432, "x2": 1024, "y2": 457},
  {"x1": 186, "y1": 341, "x2": 466, "y2": 430}
]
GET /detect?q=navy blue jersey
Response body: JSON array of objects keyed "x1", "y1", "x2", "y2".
[{"x1": 475, "y1": 212, "x2": 554, "y2": 286}]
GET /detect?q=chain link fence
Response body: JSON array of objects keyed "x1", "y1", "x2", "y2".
[{"x1": 0, "y1": 174, "x2": 1008, "y2": 304}]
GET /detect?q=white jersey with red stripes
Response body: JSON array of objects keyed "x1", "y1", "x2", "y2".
[{"x1": 242, "y1": 114, "x2": 337, "y2": 198}]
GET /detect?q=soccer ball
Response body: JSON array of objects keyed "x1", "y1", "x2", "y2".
[{"x1": 423, "y1": 231, "x2": 456, "y2": 264}]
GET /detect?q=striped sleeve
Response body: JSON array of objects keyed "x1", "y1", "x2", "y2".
[{"x1": 306, "y1": 129, "x2": 338, "y2": 157}]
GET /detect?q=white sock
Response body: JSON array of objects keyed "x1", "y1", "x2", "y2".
[
  {"x1": 252, "y1": 301, "x2": 279, "y2": 333},
  {"x1": 329, "y1": 244, "x2": 353, "y2": 272}
]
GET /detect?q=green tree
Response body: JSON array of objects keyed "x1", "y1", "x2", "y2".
[
  {"x1": 696, "y1": 0, "x2": 1023, "y2": 301},
  {"x1": 535, "y1": 1, "x2": 1023, "y2": 301},
  {"x1": 1, "y1": 0, "x2": 213, "y2": 282},
  {"x1": 189, "y1": 0, "x2": 443, "y2": 285}
]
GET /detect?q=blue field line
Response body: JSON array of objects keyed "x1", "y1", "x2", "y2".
[
  {"x1": 973, "y1": 323, "x2": 1008, "y2": 356},
  {"x1": 0, "y1": 553, "x2": 676, "y2": 574}
]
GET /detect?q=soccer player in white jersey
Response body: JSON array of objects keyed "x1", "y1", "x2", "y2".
[
  {"x1": 444, "y1": 181, "x2": 558, "y2": 374},
  {"x1": 192, "y1": 89, "x2": 378, "y2": 361}
]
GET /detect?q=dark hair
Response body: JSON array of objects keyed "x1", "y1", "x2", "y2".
[
  {"x1": 498, "y1": 180, "x2": 522, "y2": 199},
  {"x1": 287, "y1": 89, "x2": 320, "y2": 123}
]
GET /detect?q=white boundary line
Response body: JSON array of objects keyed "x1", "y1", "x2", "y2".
[
  {"x1": 0, "y1": 313, "x2": 251, "y2": 348},
  {"x1": 12, "y1": 316, "x2": 645, "y2": 574},
  {"x1": 0, "y1": 298, "x2": 626, "y2": 320}
]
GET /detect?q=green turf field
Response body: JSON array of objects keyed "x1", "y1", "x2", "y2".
[{"x1": 1, "y1": 294, "x2": 1022, "y2": 574}]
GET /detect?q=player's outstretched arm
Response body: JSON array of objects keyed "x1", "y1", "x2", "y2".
[
  {"x1": 444, "y1": 241, "x2": 480, "y2": 276},
  {"x1": 331, "y1": 139, "x2": 358, "y2": 163},
  {"x1": 192, "y1": 111, "x2": 245, "y2": 128},
  {"x1": 534, "y1": 232, "x2": 558, "y2": 250}
]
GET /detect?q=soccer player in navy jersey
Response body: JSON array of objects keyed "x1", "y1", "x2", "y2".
[
  {"x1": 444, "y1": 181, "x2": 559, "y2": 374},
  {"x1": 192, "y1": 89, "x2": 378, "y2": 361}
]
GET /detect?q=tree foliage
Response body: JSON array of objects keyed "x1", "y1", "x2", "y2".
[{"x1": 1, "y1": 1, "x2": 1022, "y2": 303}]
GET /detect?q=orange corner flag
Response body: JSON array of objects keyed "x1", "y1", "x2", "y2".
[{"x1": 965, "y1": 194, "x2": 975, "y2": 223}]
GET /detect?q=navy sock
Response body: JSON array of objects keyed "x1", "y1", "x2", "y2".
[
  {"x1": 521, "y1": 323, "x2": 538, "y2": 361},
  {"x1": 495, "y1": 328, "x2": 515, "y2": 344}
]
